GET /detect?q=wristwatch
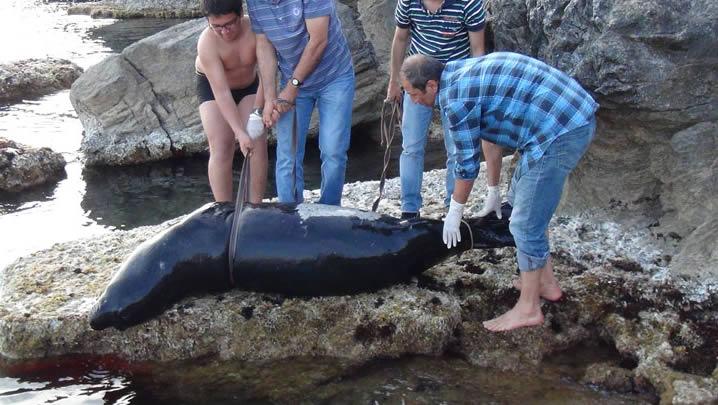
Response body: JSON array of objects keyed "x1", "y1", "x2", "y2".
[{"x1": 290, "y1": 77, "x2": 303, "y2": 87}]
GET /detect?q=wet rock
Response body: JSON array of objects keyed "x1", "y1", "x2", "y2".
[
  {"x1": 670, "y1": 377, "x2": 718, "y2": 405},
  {"x1": 582, "y1": 362, "x2": 635, "y2": 393},
  {"x1": 0, "y1": 58, "x2": 83, "y2": 105},
  {"x1": 68, "y1": 1, "x2": 202, "y2": 19},
  {"x1": 0, "y1": 138, "x2": 66, "y2": 192},
  {"x1": 71, "y1": 6, "x2": 381, "y2": 166}
]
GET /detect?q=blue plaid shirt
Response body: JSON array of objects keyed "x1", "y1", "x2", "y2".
[{"x1": 438, "y1": 52, "x2": 598, "y2": 180}]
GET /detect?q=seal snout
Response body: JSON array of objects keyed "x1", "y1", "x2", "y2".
[{"x1": 89, "y1": 297, "x2": 118, "y2": 331}]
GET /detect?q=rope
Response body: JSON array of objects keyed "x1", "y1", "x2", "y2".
[
  {"x1": 372, "y1": 99, "x2": 402, "y2": 212},
  {"x1": 460, "y1": 219, "x2": 474, "y2": 250},
  {"x1": 228, "y1": 153, "x2": 251, "y2": 286}
]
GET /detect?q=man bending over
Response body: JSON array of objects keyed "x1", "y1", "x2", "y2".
[
  {"x1": 401, "y1": 53, "x2": 598, "y2": 331},
  {"x1": 196, "y1": 0, "x2": 267, "y2": 202}
]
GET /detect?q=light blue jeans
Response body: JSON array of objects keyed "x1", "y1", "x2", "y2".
[
  {"x1": 507, "y1": 117, "x2": 596, "y2": 272},
  {"x1": 400, "y1": 92, "x2": 457, "y2": 213},
  {"x1": 275, "y1": 70, "x2": 355, "y2": 205}
]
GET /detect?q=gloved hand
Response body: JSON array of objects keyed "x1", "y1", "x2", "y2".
[
  {"x1": 246, "y1": 111, "x2": 265, "y2": 140},
  {"x1": 442, "y1": 197, "x2": 465, "y2": 249},
  {"x1": 477, "y1": 185, "x2": 502, "y2": 219}
]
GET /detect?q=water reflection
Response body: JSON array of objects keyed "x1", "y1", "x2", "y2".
[
  {"x1": 0, "y1": 0, "x2": 115, "y2": 69},
  {"x1": 0, "y1": 354, "x2": 652, "y2": 404},
  {"x1": 81, "y1": 157, "x2": 215, "y2": 229},
  {"x1": 87, "y1": 18, "x2": 191, "y2": 53},
  {"x1": 0, "y1": 356, "x2": 135, "y2": 405}
]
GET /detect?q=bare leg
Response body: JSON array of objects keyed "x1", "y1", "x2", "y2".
[
  {"x1": 237, "y1": 95, "x2": 267, "y2": 203},
  {"x1": 249, "y1": 135, "x2": 268, "y2": 203},
  {"x1": 512, "y1": 256, "x2": 563, "y2": 301},
  {"x1": 483, "y1": 267, "x2": 545, "y2": 332},
  {"x1": 200, "y1": 101, "x2": 235, "y2": 202},
  {"x1": 481, "y1": 140, "x2": 502, "y2": 187}
]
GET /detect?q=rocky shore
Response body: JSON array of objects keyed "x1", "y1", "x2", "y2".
[
  {"x1": 0, "y1": 138, "x2": 66, "y2": 192},
  {"x1": 1, "y1": 161, "x2": 716, "y2": 403},
  {"x1": 68, "y1": 0, "x2": 202, "y2": 19},
  {"x1": 0, "y1": 58, "x2": 83, "y2": 105}
]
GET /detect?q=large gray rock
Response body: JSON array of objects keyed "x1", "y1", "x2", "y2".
[
  {"x1": 0, "y1": 58, "x2": 83, "y2": 105},
  {"x1": 0, "y1": 138, "x2": 66, "y2": 192},
  {"x1": 71, "y1": 7, "x2": 382, "y2": 166},
  {"x1": 354, "y1": 0, "x2": 718, "y2": 278},
  {"x1": 357, "y1": 0, "x2": 397, "y2": 70},
  {"x1": 71, "y1": 19, "x2": 207, "y2": 166},
  {"x1": 485, "y1": 0, "x2": 718, "y2": 279}
]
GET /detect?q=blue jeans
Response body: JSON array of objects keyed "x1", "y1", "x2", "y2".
[
  {"x1": 275, "y1": 71, "x2": 355, "y2": 205},
  {"x1": 507, "y1": 117, "x2": 596, "y2": 272},
  {"x1": 400, "y1": 92, "x2": 456, "y2": 213}
]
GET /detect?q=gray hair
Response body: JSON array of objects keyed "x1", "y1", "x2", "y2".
[{"x1": 400, "y1": 55, "x2": 445, "y2": 91}]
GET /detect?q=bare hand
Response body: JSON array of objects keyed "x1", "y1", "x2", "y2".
[
  {"x1": 275, "y1": 85, "x2": 298, "y2": 114},
  {"x1": 386, "y1": 80, "x2": 403, "y2": 103},
  {"x1": 262, "y1": 99, "x2": 276, "y2": 128},
  {"x1": 237, "y1": 132, "x2": 253, "y2": 157}
]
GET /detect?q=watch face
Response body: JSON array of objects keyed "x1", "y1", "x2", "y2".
[{"x1": 291, "y1": 78, "x2": 301, "y2": 86}]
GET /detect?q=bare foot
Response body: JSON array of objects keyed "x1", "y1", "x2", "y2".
[
  {"x1": 482, "y1": 306, "x2": 544, "y2": 332},
  {"x1": 512, "y1": 277, "x2": 563, "y2": 301}
]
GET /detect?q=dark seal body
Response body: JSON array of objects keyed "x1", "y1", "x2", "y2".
[{"x1": 90, "y1": 202, "x2": 514, "y2": 330}]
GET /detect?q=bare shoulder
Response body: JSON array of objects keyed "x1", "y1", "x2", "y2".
[
  {"x1": 241, "y1": 15, "x2": 255, "y2": 37},
  {"x1": 197, "y1": 28, "x2": 222, "y2": 68},
  {"x1": 197, "y1": 27, "x2": 215, "y2": 52}
]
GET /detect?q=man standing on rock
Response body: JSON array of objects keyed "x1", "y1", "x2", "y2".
[
  {"x1": 247, "y1": 0, "x2": 355, "y2": 205},
  {"x1": 196, "y1": 0, "x2": 268, "y2": 203},
  {"x1": 386, "y1": 0, "x2": 504, "y2": 220},
  {"x1": 400, "y1": 52, "x2": 598, "y2": 331}
]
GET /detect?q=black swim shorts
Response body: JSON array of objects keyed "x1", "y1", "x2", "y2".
[{"x1": 196, "y1": 71, "x2": 259, "y2": 105}]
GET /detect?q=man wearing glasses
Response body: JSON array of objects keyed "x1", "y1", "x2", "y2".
[{"x1": 195, "y1": 0, "x2": 268, "y2": 203}]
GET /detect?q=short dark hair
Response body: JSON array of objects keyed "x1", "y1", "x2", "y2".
[
  {"x1": 201, "y1": 0, "x2": 243, "y2": 17},
  {"x1": 400, "y1": 55, "x2": 445, "y2": 91}
]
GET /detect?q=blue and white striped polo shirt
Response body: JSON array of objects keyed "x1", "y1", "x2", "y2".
[
  {"x1": 247, "y1": 0, "x2": 353, "y2": 92},
  {"x1": 439, "y1": 52, "x2": 599, "y2": 180},
  {"x1": 395, "y1": 0, "x2": 485, "y2": 63}
]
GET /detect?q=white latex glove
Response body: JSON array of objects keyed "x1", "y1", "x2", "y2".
[
  {"x1": 442, "y1": 197, "x2": 465, "y2": 249},
  {"x1": 246, "y1": 112, "x2": 265, "y2": 140},
  {"x1": 477, "y1": 185, "x2": 502, "y2": 219}
]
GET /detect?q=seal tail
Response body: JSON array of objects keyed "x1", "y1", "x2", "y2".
[{"x1": 464, "y1": 203, "x2": 515, "y2": 249}]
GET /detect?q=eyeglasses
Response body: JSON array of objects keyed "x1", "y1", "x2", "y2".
[{"x1": 209, "y1": 16, "x2": 239, "y2": 33}]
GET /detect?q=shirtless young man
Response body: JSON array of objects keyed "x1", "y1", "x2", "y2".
[{"x1": 195, "y1": 0, "x2": 267, "y2": 203}]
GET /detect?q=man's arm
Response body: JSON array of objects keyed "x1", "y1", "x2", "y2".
[
  {"x1": 467, "y1": 17, "x2": 501, "y2": 193},
  {"x1": 387, "y1": 27, "x2": 410, "y2": 102},
  {"x1": 275, "y1": 16, "x2": 330, "y2": 112},
  {"x1": 255, "y1": 33, "x2": 279, "y2": 127},
  {"x1": 468, "y1": 29, "x2": 485, "y2": 57},
  {"x1": 452, "y1": 179, "x2": 475, "y2": 204}
]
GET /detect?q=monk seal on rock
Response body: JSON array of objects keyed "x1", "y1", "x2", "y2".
[{"x1": 90, "y1": 202, "x2": 514, "y2": 330}]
